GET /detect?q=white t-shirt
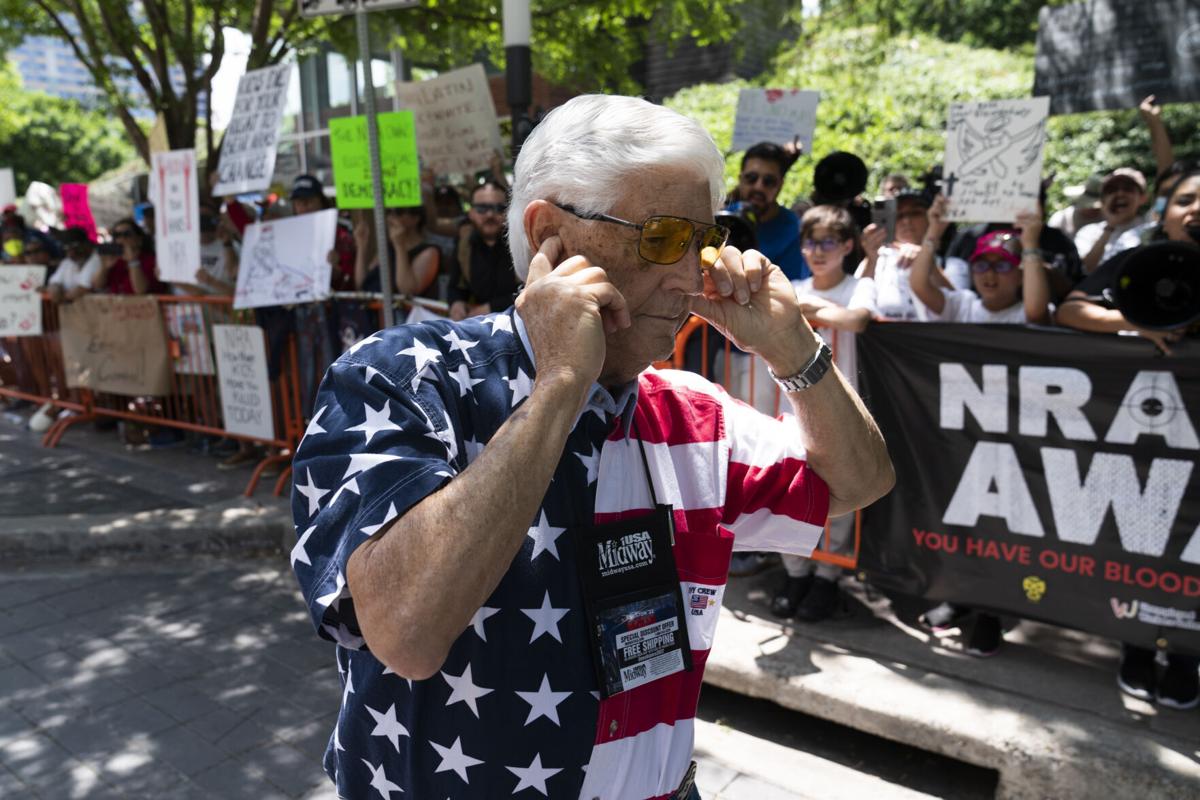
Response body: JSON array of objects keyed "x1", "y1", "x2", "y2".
[
  {"x1": 871, "y1": 246, "x2": 930, "y2": 320},
  {"x1": 928, "y1": 288, "x2": 1025, "y2": 323},
  {"x1": 792, "y1": 274, "x2": 877, "y2": 390},
  {"x1": 47, "y1": 252, "x2": 100, "y2": 291},
  {"x1": 1074, "y1": 217, "x2": 1146, "y2": 266}
]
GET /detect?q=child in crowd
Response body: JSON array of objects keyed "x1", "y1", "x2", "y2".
[{"x1": 771, "y1": 205, "x2": 878, "y2": 621}]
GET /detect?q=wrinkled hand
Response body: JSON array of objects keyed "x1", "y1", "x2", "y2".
[
  {"x1": 862, "y1": 223, "x2": 887, "y2": 260},
  {"x1": 1015, "y1": 210, "x2": 1043, "y2": 250},
  {"x1": 688, "y1": 246, "x2": 815, "y2": 373},
  {"x1": 1138, "y1": 95, "x2": 1162, "y2": 122},
  {"x1": 515, "y1": 235, "x2": 630, "y2": 389}
]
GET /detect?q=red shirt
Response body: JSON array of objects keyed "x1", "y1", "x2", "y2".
[{"x1": 105, "y1": 252, "x2": 164, "y2": 295}]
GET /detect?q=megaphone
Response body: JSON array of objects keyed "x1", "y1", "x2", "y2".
[
  {"x1": 812, "y1": 152, "x2": 869, "y2": 204},
  {"x1": 1110, "y1": 240, "x2": 1200, "y2": 330}
]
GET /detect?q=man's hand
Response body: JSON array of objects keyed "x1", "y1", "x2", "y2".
[
  {"x1": 515, "y1": 235, "x2": 630, "y2": 391},
  {"x1": 688, "y1": 246, "x2": 816, "y2": 375}
]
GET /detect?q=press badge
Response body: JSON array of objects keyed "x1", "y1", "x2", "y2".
[{"x1": 572, "y1": 504, "x2": 693, "y2": 698}]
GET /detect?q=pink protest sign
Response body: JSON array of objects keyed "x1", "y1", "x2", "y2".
[{"x1": 60, "y1": 184, "x2": 98, "y2": 242}]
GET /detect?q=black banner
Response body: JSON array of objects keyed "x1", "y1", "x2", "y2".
[
  {"x1": 857, "y1": 324, "x2": 1200, "y2": 655},
  {"x1": 1033, "y1": 0, "x2": 1200, "y2": 115}
]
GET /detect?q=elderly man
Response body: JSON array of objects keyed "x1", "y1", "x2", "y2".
[{"x1": 291, "y1": 94, "x2": 893, "y2": 799}]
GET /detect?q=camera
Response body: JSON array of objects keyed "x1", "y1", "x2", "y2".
[
  {"x1": 97, "y1": 242, "x2": 124, "y2": 257},
  {"x1": 871, "y1": 198, "x2": 897, "y2": 241}
]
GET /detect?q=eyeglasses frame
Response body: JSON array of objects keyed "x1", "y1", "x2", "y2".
[{"x1": 552, "y1": 202, "x2": 730, "y2": 266}]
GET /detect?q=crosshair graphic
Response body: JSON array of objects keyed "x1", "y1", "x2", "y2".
[{"x1": 1122, "y1": 385, "x2": 1185, "y2": 429}]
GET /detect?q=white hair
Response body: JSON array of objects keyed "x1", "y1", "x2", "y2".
[{"x1": 507, "y1": 94, "x2": 726, "y2": 280}]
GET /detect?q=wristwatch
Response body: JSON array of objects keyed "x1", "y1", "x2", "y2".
[{"x1": 769, "y1": 341, "x2": 833, "y2": 392}]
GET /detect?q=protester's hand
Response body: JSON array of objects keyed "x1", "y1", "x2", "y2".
[
  {"x1": 46, "y1": 283, "x2": 63, "y2": 303},
  {"x1": 1136, "y1": 326, "x2": 1183, "y2": 356},
  {"x1": 449, "y1": 301, "x2": 468, "y2": 321},
  {"x1": 515, "y1": 235, "x2": 630, "y2": 389},
  {"x1": 895, "y1": 242, "x2": 923, "y2": 268},
  {"x1": 353, "y1": 217, "x2": 370, "y2": 249},
  {"x1": 927, "y1": 195, "x2": 950, "y2": 241},
  {"x1": 1015, "y1": 209, "x2": 1043, "y2": 250},
  {"x1": 1138, "y1": 95, "x2": 1163, "y2": 123},
  {"x1": 782, "y1": 135, "x2": 804, "y2": 166},
  {"x1": 862, "y1": 223, "x2": 887, "y2": 260},
  {"x1": 689, "y1": 246, "x2": 816, "y2": 373},
  {"x1": 386, "y1": 214, "x2": 406, "y2": 240}
]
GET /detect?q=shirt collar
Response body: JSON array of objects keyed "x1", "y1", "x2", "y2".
[{"x1": 511, "y1": 308, "x2": 639, "y2": 437}]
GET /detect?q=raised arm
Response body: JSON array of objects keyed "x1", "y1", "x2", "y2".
[
  {"x1": 1017, "y1": 210, "x2": 1050, "y2": 325},
  {"x1": 909, "y1": 196, "x2": 950, "y2": 315},
  {"x1": 1139, "y1": 95, "x2": 1175, "y2": 178}
]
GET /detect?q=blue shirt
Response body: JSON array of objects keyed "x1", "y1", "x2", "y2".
[{"x1": 756, "y1": 205, "x2": 808, "y2": 281}]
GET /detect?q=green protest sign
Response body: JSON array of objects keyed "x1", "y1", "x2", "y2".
[{"x1": 329, "y1": 111, "x2": 420, "y2": 208}]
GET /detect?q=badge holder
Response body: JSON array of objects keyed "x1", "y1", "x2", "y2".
[{"x1": 571, "y1": 422, "x2": 693, "y2": 698}]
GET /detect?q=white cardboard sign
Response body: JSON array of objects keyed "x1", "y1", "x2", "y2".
[
  {"x1": 395, "y1": 64, "x2": 503, "y2": 175},
  {"x1": 731, "y1": 88, "x2": 821, "y2": 154},
  {"x1": 942, "y1": 97, "x2": 1050, "y2": 223},
  {"x1": 0, "y1": 265, "x2": 46, "y2": 337},
  {"x1": 233, "y1": 208, "x2": 336, "y2": 309},
  {"x1": 213, "y1": 63, "x2": 294, "y2": 196},
  {"x1": 0, "y1": 168, "x2": 15, "y2": 208},
  {"x1": 213, "y1": 324, "x2": 275, "y2": 441},
  {"x1": 152, "y1": 149, "x2": 201, "y2": 284}
]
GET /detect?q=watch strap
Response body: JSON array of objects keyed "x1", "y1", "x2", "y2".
[{"x1": 769, "y1": 340, "x2": 833, "y2": 392}]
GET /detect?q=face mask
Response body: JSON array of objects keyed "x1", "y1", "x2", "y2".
[{"x1": 3, "y1": 239, "x2": 23, "y2": 258}]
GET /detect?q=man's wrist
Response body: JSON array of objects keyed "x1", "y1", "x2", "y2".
[{"x1": 759, "y1": 331, "x2": 821, "y2": 379}]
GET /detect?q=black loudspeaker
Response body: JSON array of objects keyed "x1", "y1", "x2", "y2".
[
  {"x1": 715, "y1": 209, "x2": 758, "y2": 252},
  {"x1": 812, "y1": 152, "x2": 869, "y2": 204},
  {"x1": 1112, "y1": 240, "x2": 1200, "y2": 330}
]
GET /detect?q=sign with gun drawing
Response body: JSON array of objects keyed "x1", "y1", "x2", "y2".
[
  {"x1": 233, "y1": 209, "x2": 336, "y2": 310},
  {"x1": 941, "y1": 97, "x2": 1050, "y2": 223}
]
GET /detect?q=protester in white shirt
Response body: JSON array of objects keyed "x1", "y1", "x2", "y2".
[
  {"x1": 45, "y1": 227, "x2": 99, "y2": 302},
  {"x1": 910, "y1": 196, "x2": 1051, "y2": 325},
  {"x1": 857, "y1": 189, "x2": 944, "y2": 319},
  {"x1": 1074, "y1": 168, "x2": 1148, "y2": 274}
]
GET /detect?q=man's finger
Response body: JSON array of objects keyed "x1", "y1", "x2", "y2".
[
  {"x1": 718, "y1": 246, "x2": 752, "y2": 305},
  {"x1": 585, "y1": 280, "x2": 631, "y2": 331},
  {"x1": 526, "y1": 235, "x2": 564, "y2": 284}
]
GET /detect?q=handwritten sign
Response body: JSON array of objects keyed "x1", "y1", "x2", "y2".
[
  {"x1": 212, "y1": 63, "x2": 294, "y2": 196},
  {"x1": 731, "y1": 88, "x2": 821, "y2": 154},
  {"x1": 0, "y1": 265, "x2": 46, "y2": 337},
  {"x1": 59, "y1": 295, "x2": 171, "y2": 396},
  {"x1": 394, "y1": 64, "x2": 503, "y2": 175},
  {"x1": 329, "y1": 111, "x2": 421, "y2": 208},
  {"x1": 213, "y1": 324, "x2": 275, "y2": 441},
  {"x1": 0, "y1": 168, "x2": 15, "y2": 207},
  {"x1": 153, "y1": 149, "x2": 201, "y2": 283},
  {"x1": 942, "y1": 97, "x2": 1050, "y2": 223},
  {"x1": 233, "y1": 208, "x2": 336, "y2": 309},
  {"x1": 60, "y1": 184, "x2": 98, "y2": 242}
]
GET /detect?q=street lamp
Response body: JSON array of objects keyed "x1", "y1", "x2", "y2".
[{"x1": 503, "y1": 0, "x2": 533, "y2": 155}]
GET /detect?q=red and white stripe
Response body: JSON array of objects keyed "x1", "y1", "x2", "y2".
[{"x1": 579, "y1": 369, "x2": 828, "y2": 799}]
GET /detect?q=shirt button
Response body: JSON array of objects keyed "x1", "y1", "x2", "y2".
[{"x1": 608, "y1": 719, "x2": 618, "y2": 737}]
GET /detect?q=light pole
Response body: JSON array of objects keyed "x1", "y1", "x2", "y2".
[{"x1": 503, "y1": 0, "x2": 533, "y2": 155}]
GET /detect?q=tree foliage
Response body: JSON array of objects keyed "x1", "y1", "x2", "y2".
[{"x1": 0, "y1": 63, "x2": 136, "y2": 189}]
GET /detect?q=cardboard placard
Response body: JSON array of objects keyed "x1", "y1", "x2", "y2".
[
  {"x1": 59, "y1": 295, "x2": 171, "y2": 396},
  {"x1": 0, "y1": 265, "x2": 46, "y2": 337},
  {"x1": 942, "y1": 97, "x2": 1049, "y2": 223},
  {"x1": 233, "y1": 208, "x2": 337, "y2": 309},
  {"x1": 164, "y1": 302, "x2": 214, "y2": 375},
  {"x1": 394, "y1": 64, "x2": 504, "y2": 175},
  {"x1": 213, "y1": 324, "x2": 275, "y2": 441},
  {"x1": 731, "y1": 88, "x2": 821, "y2": 154},
  {"x1": 152, "y1": 149, "x2": 201, "y2": 283},
  {"x1": 329, "y1": 111, "x2": 421, "y2": 208},
  {"x1": 212, "y1": 63, "x2": 294, "y2": 196},
  {"x1": 60, "y1": 184, "x2": 98, "y2": 242},
  {"x1": 0, "y1": 168, "x2": 15, "y2": 208}
]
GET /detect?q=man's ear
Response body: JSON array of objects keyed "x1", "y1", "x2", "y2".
[{"x1": 524, "y1": 200, "x2": 562, "y2": 256}]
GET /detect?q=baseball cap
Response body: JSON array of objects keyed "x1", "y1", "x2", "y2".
[
  {"x1": 894, "y1": 188, "x2": 932, "y2": 209},
  {"x1": 290, "y1": 174, "x2": 325, "y2": 200},
  {"x1": 1102, "y1": 168, "x2": 1147, "y2": 194},
  {"x1": 1064, "y1": 174, "x2": 1104, "y2": 208},
  {"x1": 969, "y1": 229, "x2": 1022, "y2": 268}
]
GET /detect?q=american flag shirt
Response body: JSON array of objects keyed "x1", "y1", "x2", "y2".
[{"x1": 291, "y1": 308, "x2": 830, "y2": 799}]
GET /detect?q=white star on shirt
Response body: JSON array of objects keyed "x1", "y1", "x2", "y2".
[
  {"x1": 397, "y1": 338, "x2": 441, "y2": 374},
  {"x1": 347, "y1": 334, "x2": 382, "y2": 355},
  {"x1": 521, "y1": 591, "x2": 569, "y2": 644},
  {"x1": 507, "y1": 368, "x2": 532, "y2": 408},
  {"x1": 443, "y1": 329, "x2": 479, "y2": 363},
  {"x1": 296, "y1": 468, "x2": 330, "y2": 518},
  {"x1": 484, "y1": 313, "x2": 513, "y2": 335},
  {"x1": 441, "y1": 663, "x2": 493, "y2": 718},
  {"x1": 527, "y1": 512, "x2": 566, "y2": 562},
  {"x1": 463, "y1": 435, "x2": 485, "y2": 463},
  {"x1": 343, "y1": 452, "x2": 403, "y2": 480},
  {"x1": 365, "y1": 703, "x2": 409, "y2": 752},
  {"x1": 346, "y1": 400, "x2": 402, "y2": 445},
  {"x1": 290, "y1": 524, "x2": 316, "y2": 567},
  {"x1": 317, "y1": 570, "x2": 347, "y2": 609},
  {"x1": 515, "y1": 674, "x2": 572, "y2": 726},
  {"x1": 364, "y1": 365, "x2": 394, "y2": 386},
  {"x1": 360, "y1": 502, "x2": 399, "y2": 537},
  {"x1": 304, "y1": 405, "x2": 328, "y2": 438},
  {"x1": 575, "y1": 444, "x2": 600, "y2": 485},
  {"x1": 448, "y1": 362, "x2": 485, "y2": 397},
  {"x1": 329, "y1": 476, "x2": 360, "y2": 506},
  {"x1": 430, "y1": 736, "x2": 485, "y2": 783},
  {"x1": 467, "y1": 606, "x2": 500, "y2": 641},
  {"x1": 506, "y1": 753, "x2": 562, "y2": 795},
  {"x1": 342, "y1": 663, "x2": 355, "y2": 706},
  {"x1": 361, "y1": 758, "x2": 403, "y2": 798}
]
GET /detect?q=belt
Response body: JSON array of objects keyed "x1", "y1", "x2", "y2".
[{"x1": 670, "y1": 761, "x2": 698, "y2": 800}]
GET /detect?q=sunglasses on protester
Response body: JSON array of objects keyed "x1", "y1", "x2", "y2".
[
  {"x1": 472, "y1": 202, "x2": 506, "y2": 215},
  {"x1": 969, "y1": 258, "x2": 1020, "y2": 275},
  {"x1": 739, "y1": 171, "x2": 780, "y2": 189},
  {"x1": 800, "y1": 237, "x2": 845, "y2": 254},
  {"x1": 554, "y1": 203, "x2": 730, "y2": 266}
]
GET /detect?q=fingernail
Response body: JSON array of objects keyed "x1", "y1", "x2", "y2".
[
  {"x1": 720, "y1": 280, "x2": 732, "y2": 294},
  {"x1": 736, "y1": 290, "x2": 748, "y2": 305}
]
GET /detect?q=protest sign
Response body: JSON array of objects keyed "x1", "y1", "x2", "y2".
[
  {"x1": 212, "y1": 63, "x2": 294, "y2": 196},
  {"x1": 730, "y1": 88, "x2": 821, "y2": 154},
  {"x1": 0, "y1": 168, "x2": 15, "y2": 207},
  {"x1": 213, "y1": 324, "x2": 275, "y2": 441},
  {"x1": 942, "y1": 97, "x2": 1049, "y2": 223},
  {"x1": 394, "y1": 64, "x2": 503, "y2": 175},
  {"x1": 59, "y1": 295, "x2": 170, "y2": 396},
  {"x1": 233, "y1": 208, "x2": 336, "y2": 309},
  {"x1": 329, "y1": 111, "x2": 420, "y2": 208},
  {"x1": 857, "y1": 324, "x2": 1200, "y2": 655},
  {"x1": 152, "y1": 149, "x2": 201, "y2": 284},
  {"x1": 60, "y1": 184, "x2": 98, "y2": 242},
  {"x1": 164, "y1": 303, "x2": 214, "y2": 375},
  {"x1": 1035, "y1": 0, "x2": 1200, "y2": 115},
  {"x1": 0, "y1": 266, "x2": 46, "y2": 337}
]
